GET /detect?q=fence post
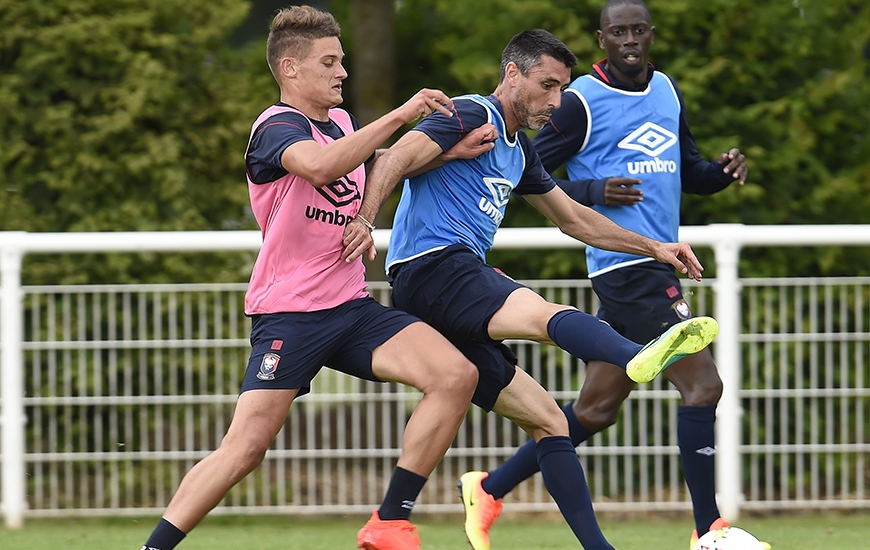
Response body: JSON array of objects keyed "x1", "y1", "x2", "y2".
[
  {"x1": 0, "y1": 234, "x2": 26, "y2": 529},
  {"x1": 712, "y1": 232, "x2": 743, "y2": 522}
]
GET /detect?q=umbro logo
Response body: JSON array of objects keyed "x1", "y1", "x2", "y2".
[
  {"x1": 478, "y1": 177, "x2": 513, "y2": 225},
  {"x1": 696, "y1": 446, "x2": 716, "y2": 456},
  {"x1": 618, "y1": 122, "x2": 677, "y2": 157},
  {"x1": 483, "y1": 177, "x2": 513, "y2": 207},
  {"x1": 316, "y1": 175, "x2": 360, "y2": 207}
]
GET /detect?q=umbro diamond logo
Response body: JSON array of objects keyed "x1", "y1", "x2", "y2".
[
  {"x1": 316, "y1": 175, "x2": 360, "y2": 207},
  {"x1": 478, "y1": 177, "x2": 513, "y2": 225},
  {"x1": 696, "y1": 446, "x2": 716, "y2": 456},
  {"x1": 618, "y1": 122, "x2": 677, "y2": 157}
]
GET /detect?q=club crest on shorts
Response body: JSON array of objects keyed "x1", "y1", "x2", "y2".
[
  {"x1": 257, "y1": 353, "x2": 280, "y2": 381},
  {"x1": 671, "y1": 299, "x2": 692, "y2": 320}
]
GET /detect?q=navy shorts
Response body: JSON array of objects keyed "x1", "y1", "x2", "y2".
[
  {"x1": 241, "y1": 296, "x2": 418, "y2": 395},
  {"x1": 591, "y1": 261, "x2": 695, "y2": 345},
  {"x1": 389, "y1": 244, "x2": 521, "y2": 411}
]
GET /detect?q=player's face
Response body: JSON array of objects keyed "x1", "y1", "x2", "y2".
[
  {"x1": 511, "y1": 55, "x2": 571, "y2": 131},
  {"x1": 294, "y1": 36, "x2": 347, "y2": 110},
  {"x1": 597, "y1": 3, "x2": 655, "y2": 86}
]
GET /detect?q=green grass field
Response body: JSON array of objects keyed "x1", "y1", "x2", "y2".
[{"x1": 1, "y1": 511, "x2": 868, "y2": 549}]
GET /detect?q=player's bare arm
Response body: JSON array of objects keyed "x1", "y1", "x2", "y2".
[
  {"x1": 342, "y1": 130, "x2": 444, "y2": 262},
  {"x1": 716, "y1": 147, "x2": 748, "y2": 185},
  {"x1": 280, "y1": 88, "x2": 453, "y2": 187},
  {"x1": 524, "y1": 186, "x2": 705, "y2": 280},
  {"x1": 407, "y1": 123, "x2": 498, "y2": 177},
  {"x1": 367, "y1": 123, "x2": 496, "y2": 179}
]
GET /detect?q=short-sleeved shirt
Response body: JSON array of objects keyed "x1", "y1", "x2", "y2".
[{"x1": 386, "y1": 94, "x2": 555, "y2": 270}]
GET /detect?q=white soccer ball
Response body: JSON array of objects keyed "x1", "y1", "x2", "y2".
[{"x1": 691, "y1": 526, "x2": 764, "y2": 550}]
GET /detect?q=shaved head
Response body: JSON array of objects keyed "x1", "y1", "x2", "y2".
[{"x1": 600, "y1": 0, "x2": 651, "y2": 27}]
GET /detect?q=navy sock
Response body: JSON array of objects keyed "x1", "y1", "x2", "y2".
[
  {"x1": 536, "y1": 436, "x2": 614, "y2": 550},
  {"x1": 482, "y1": 437, "x2": 537, "y2": 500},
  {"x1": 678, "y1": 405, "x2": 720, "y2": 534},
  {"x1": 378, "y1": 466, "x2": 427, "y2": 521},
  {"x1": 142, "y1": 518, "x2": 186, "y2": 550},
  {"x1": 546, "y1": 310, "x2": 640, "y2": 368},
  {"x1": 483, "y1": 401, "x2": 595, "y2": 500}
]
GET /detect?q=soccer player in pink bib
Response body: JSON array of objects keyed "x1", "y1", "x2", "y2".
[{"x1": 139, "y1": 6, "x2": 494, "y2": 550}]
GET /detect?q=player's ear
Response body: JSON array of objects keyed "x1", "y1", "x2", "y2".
[
  {"x1": 596, "y1": 30, "x2": 605, "y2": 49},
  {"x1": 505, "y1": 61, "x2": 521, "y2": 85},
  {"x1": 280, "y1": 57, "x2": 297, "y2": 78}
]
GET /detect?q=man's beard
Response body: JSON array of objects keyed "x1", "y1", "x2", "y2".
[{"x1": 513, "y1": 96, "x2": 553, "y2": 131}]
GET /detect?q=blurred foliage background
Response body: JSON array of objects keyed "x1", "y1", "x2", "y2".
[{"x1": 1, "y1": 0, "x2": 869, "y2": 284}]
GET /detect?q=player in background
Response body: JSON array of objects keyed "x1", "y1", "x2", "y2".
[
  {"x1": 343, "y1": 27, "x2": 719, "y2": 550},
  {"x1": 138, "y1": 6, "x2": 495, "y2": 550},
  {"x1": 466, "y1": 2, "x2": 767, "y2": 549}
]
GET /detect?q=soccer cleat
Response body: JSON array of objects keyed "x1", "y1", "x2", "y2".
[
  {"x1": 457, "y1": 471, "x2": 504, "y2": 550},
  {"x1": 689, "y1": 518, "x2": 772, "y2": 550},
  {"x1": 626, "y1": 316, "x2": 719, "y2": 383},
  {"x1": 357, "y1": 510, "x2": 422, "y2": 550}
]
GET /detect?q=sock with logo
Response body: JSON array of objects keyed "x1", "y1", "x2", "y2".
[
  {"x1": 142, "y1": 517, "x2": 186, "y2": 550},
  {"x1": 546, "y1": 310, "x2": 641, "y2": 369},
  {"x1": 378, "y1": 466, "x2": 427, "y2": 521},
  {"x1": 678, "y1": 405, "x2": 720, "y2": 534},
  {"x1": 483, "y1": 401, "x2": 595, "y2": 499},
  {"x1": 537, "y1": 436, "x2": 614, "y2": 550}
]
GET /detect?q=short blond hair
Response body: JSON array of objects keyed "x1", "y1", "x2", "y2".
[{"x1": 266, "y1": 5, "x2": 341, "y2": 80}]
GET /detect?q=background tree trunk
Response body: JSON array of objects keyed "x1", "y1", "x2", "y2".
[{"x1": 350, "y1": 0, "x2": 395, "y2": 125}]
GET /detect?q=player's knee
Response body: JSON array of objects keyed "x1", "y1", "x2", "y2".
[
  {"x1": 530, "y1": 408, "x2": 569, "y2": 440},
  {"x1": 435, "y1": 355, "x2": 478, "y2": 397},
  {"x1": 681, "y1": 376, "x2": 723, "y2": 407},
  {"x1": 573, "y1": 400, "x2": 619, "y2": 433},
  {"x1": 221, "y1": 433, "x2": 271, "y2": 472}
]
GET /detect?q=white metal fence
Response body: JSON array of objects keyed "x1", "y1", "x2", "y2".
[{"x1": 1, "y1": 225, "x2": 869, "y2": 529}]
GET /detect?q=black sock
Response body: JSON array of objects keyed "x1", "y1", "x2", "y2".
[
  {"x1": 142, "y1": 518, "x2": 186, "y2": 550},
  {"x1": 546, "y1": 309, "x2": 640, "y2": 368},
  {"x1": 482, "y1": 401, "x2": 595, "y2": 500},
  {"x1": 677, "y1": 405, "x2": 720, "y2": 534},
  {"x1": 378, "y1": 466, "x2": 427, "y2": 521},
  {"x1": 536, "y1": 436, "x2": 614, "y2": 550}
]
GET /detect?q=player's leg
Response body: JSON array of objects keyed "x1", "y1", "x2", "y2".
[
  {"x1": 482, "y1": 359, "x2": 633, "y2": 500},
  {"x1": 142, "y1": 309, "x2": 339, "y2": 550},
  {"x1": 663, "y1": 349, "x2": 725, "y2": 541},
  {"x1": 488, "y1": 286, "x2": 719, "y2": 383},
  {"x1": 672, "y1": 351, "x2": 771, "y2": 549},
  {"x1": 488, "y1": 286, "x2": 640, "y2": 364},
  {"x1": 370, "y1": 320, "x2": 478, "y2": 505},
  {"x1": 141, "y1": 389, "x2": 297, "y2": 550},
  {"x1": 348, "y1": 300, "x2": 477, "y2": 550},
  {"x1": 486, "y1": 369, "x2": 615, "y2": 550}
]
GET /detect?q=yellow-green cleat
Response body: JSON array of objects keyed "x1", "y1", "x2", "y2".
[
  {"x1": 457, "y1": 471, "x2": 503, "y2": 550},
  {"x1": 626, "y1": 316, "x2": 719, "y2": 384}
]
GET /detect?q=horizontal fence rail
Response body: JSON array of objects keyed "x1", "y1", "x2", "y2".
[{"x1": 2, "y1": 225, "x2": 870, "y2": 529}]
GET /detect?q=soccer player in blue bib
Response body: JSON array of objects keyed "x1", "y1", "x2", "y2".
[
  {"x1": 343, "y1": 28, "x2": 720, "y2": 550},
  {"x1": 463, "y1": 2, "x2": 767, "y2": 550}
]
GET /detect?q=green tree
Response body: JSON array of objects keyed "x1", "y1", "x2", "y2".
[
  {"x1": 390, "y1": 0, "x2": 870, "y2": 279},
  {"x1": 0, "y1": 0, "x2": 276, "y2": 284}
]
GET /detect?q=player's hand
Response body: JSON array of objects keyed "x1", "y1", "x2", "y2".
[
  {"x1": 603, "y1": 177, "x2": 643, "y2": 206},
  {"x1": 397, "y1": 88, "x2": 454, "y2": 124},
  {"x1": 716, "y1": 147, "x2": 748, "y2": 185},
  {"x1": 342, "y1": 217, "x2": 377, "y2": 262},
  {"x1": 655, "y1": 242, "x2": 704, "y2": 281},
  {"x1": 443, "y1": 123, "x2": 498, "y2": 161}
]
